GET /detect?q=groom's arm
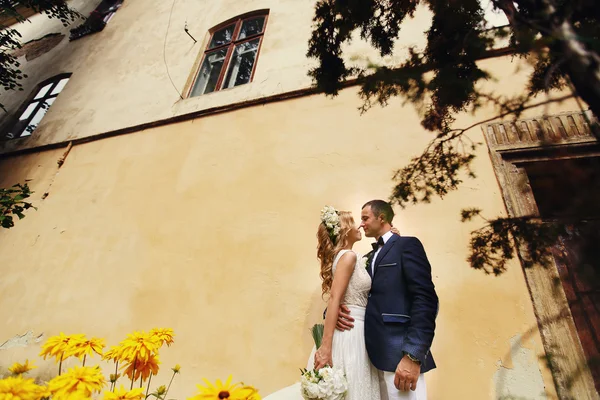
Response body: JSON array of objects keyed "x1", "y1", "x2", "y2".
[{"x1": 400, "y1": 237, "x2": 438, "y2": 364}]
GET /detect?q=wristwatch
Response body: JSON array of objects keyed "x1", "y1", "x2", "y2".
[{"x1": 405, "y1": 352, "x2": 421, "y2": 365}]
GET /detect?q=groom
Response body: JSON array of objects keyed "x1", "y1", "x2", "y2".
[{"x1": 337, "y1": 200, "x2": 438, "y2": 400}]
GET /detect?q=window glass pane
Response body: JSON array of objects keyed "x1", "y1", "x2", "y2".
[
  {"x1": 50, "y1": 78, "x2": 70, "y2": 95},
  {"x1": 19, "y1": 101, "x2": 39, "y2": 120},
  {"x1": 238, "y1": 16, "x2": 265, "y2": 40},
  {"x1": 22, "y1": 97, "x2": 56, "y2": 136},
  {"x1": 208, "y1": 24, "x2": 235, "y2": 49},
  {"x1": 223, "y1": 38, "x2": 260, "y2": 89},
  {"x1": 190, "y1": 48, "x2": 228, "y2": 96},
  {"x1": 34, "y1": 83, "x2": 53, "y2": 99}
]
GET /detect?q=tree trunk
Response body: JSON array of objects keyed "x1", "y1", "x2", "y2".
[
  {"x1": 554, "y1": 20, "x2": 600, "y2": 139},
  {"x1": 531, "y1": 0, "x2": 600, "y2": 139}
]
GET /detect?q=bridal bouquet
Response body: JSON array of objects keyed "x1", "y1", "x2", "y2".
[{"x1": 299, "y1": 324, "x2": 348, "y2": 400}]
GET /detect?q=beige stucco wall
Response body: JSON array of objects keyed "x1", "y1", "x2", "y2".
[
  {"x1": 1, "y1": 60, "x2": 578, "y2": 396},
  {"x1": 0, "y1": 0, "x2": 584, "y2": 398},
  {"x1": 0, "y1": 0, "x2": 436, "y2": 154}
]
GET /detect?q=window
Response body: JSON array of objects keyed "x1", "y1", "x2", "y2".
[
  {"x1": 189, "y1": 11, "x2": 268, "y2": 97},
  {"x1": 5, "y1": 74, "x2": 71, "y2": 140}
]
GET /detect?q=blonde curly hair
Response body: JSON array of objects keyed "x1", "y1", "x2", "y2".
[{"x1": 316, "y1": 210, "x2": 355, "y2": 297}]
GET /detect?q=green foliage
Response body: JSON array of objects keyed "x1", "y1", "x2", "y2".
[
  {"x1": 308, "y1": 0, "x2": 600, "y2": 274},
  {"x1": 311, "y1": 323, "x2": 324, "y2": 349},
  {"x1": 0, "y1": 182, "x2": 36, "y2": 229},
  {"x1": 0, "y1": 0, "x2": 80, "y2": 111}
]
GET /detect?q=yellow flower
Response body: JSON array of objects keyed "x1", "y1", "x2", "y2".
[
  {"x1": 172, "y1": 364, "x2": 181, "y2": 374},
  {"x1": 104, "y1": 386, "x2": 144, "y2": 400},
  {"x1": 109, "y1": 373, "x2": 121, "y2": 383},
  {"x1": 8, "y1": 359, "x2": 37, "y2": 375},
  {"x1": 35, "y1": 385, "x2": 52, "y2": 399},
  {"x1": 156, "y1": 385, "x2": 166, "y2": 396},
  {"x1": 71, "y1": 337, "x2": 105, "y2": 360},
  {"x1": 39, "y1": 333, "x2": 86, "y2": 362},
  {"x1": 102, "y1": 345, "x2": 125, "y2": 363},
  {"x1": 118, "y1": 332, "x2": 160, "y2": 363},
  {"x1": 149, "y1": 328, "x2": 175, "y2": 347},
  {"x1": 188, "y1": 376, "x2": 261, "y2": 400},
  {"x1": 52, "y1": 390, "x2": 90, "y2": 400},
  {"x1": 0, "y1": 375, "x2": 46, "y2": 400},
  {"x1": 120, "y1": 354, "x2": 159, "y2": 383},
  {"x1": 49, "y1": 366, "x2": 106, "y2": 398}
]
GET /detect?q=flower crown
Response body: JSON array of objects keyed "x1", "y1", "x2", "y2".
[{"x1": 320, "y1": 205, "x2": 341, "y2": 243}]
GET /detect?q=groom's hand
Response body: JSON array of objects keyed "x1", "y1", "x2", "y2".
[
  {"x1": 335, "y1": 304, "x2": 355, "y2": 331},
  {"x1": 394, "y1": 355, "x2": 421, "y2": 392}
]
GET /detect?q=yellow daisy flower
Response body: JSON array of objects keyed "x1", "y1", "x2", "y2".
[
  {"x1": 103, "y1": 386, "x2": 144, "y2": 400},
  {"x1": 48, "y1": 366, "x2": 106, "y2": 398},
  {"x1": 39, "y1": 333, "x2": 86, "y2": 362},
  {"x1": 71, "y1": 336, "x2": 105, "y2": 360},
  {"x1": 118, "y1": 332, "x2": 160, "y2": 363},
  {"x1": 35, "y1": 385, "x2": 52, "y2": 399},
  {"x1": 149, "y1": 328, "x2": 175, "y2": 347},
  {"x1": 172, "y1": 364, "x2": 181, "y2": 374},
  {"x1": 0, "y1": 375, "x2": 45, "y2": 400},
  {"x1": 8, "y1": 359, "x2": 37, "y2": 375},
  {"x1": 188, "y1": 376, "x2": 261, "y2": 400},
  {"x1": 120, "y1": 354, "x2": 159, "y2": 382},
  {"x1": 102, "y1": 345, "x2": 125, "y2": 363}
]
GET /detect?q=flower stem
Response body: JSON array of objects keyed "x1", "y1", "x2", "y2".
[
  {"x1": 130, "y1": 357, "x2": 137, "y2": 390},
  {"x1": 58, "y1": 353, "x2": 64, "y2": 376},
  {"x1": 112, "y1": 361, "x2": 119, "y2": 392},
  {"x1": 82, "y1": 354, "x2": 87, "y2": 367},
  {"x1": 163, "y1": 371, "x2": 176, "y2": 400},
  {"x1": 145, "y1": 373, "x2": 153, "y2": 398}
]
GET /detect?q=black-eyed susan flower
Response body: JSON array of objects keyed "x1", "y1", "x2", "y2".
[
  {"x1": 8, "y1": 359, "x2": 37, "y2": 375},
  {"x1": 103, "y1": 385, "x2": 145, "y2": 400},
  {"x1": 188, "y1": 376, "x2": 261, "y2": 400},
  {"x1": 71, "y1": 336, "x2": 105, "y2": 362},
  {"x1": 39, "y1": 333, "x2": 86, "y2": 363},
  {"x1": 118, "y1": 332, "x2": 160, "y2": 363},
  {"x1": 149, "y1": 328, "x2": 175, "y2": 347},
  {"x1": 120, "y1": 353, "x2": 160, "y2": 383},
  {"x1": 48, "y1": 366, "x2": 106, "y2": 398},
  {"x1": 103, "y1": 345, "x2": 126, "y2": 363},
  {"x1": 0, "y1": 375, "x2": 45, "y2": 400}
]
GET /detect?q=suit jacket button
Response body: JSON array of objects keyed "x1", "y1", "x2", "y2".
[{"x1": 368, "y1": 294, "x2": 371, "y2": 298}]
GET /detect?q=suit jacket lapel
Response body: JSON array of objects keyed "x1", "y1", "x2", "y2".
[{"x1": 374, "y1": 234, "x2": 398, "y2": 274}]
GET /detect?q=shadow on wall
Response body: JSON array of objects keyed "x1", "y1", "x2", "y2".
[{"x1": 494, "y1": 307, "x2": 591, "y2": 400}]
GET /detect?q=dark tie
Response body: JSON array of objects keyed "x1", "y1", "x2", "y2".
[{"x1": 371, "y1": 236, "x2": 385, "y2": 251}]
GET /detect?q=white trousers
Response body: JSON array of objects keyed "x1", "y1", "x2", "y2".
[{"x1": 378, "y1": 370, "x2": 427, "y2": 400}]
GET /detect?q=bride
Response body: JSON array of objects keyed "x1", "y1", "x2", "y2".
[{"x1": 265, "y1": 207, "x2": 382, "y2": 400}]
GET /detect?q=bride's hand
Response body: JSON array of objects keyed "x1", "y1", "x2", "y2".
[
  {"x1": 314, "y1": 346, "x2": 333, "y2": 370},
  {"x1": 390, "y1": 225, "x2": 401, "y2": 235}
]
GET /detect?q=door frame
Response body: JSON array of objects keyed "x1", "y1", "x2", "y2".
[{"x1": 483, "y1": 109, "x2": 600, "y2": 399}]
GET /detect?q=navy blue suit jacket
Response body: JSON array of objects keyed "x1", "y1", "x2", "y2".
[{"x1": 365, "y1": 234, "x2": 438, "y2": 373}]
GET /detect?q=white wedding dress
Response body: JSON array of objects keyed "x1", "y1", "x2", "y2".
[{"x1": 264, "y1": 250, "x2": 380, "y2": 400}]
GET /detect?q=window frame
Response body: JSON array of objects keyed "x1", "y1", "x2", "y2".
[
  {"x1": 4, "y1": 73, "x2": 72, "y2": 140},
  {"x1": 187, "y1": 10, "x2": 268, "y2": 97}
]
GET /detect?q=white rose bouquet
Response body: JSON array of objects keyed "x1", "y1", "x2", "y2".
[{"x1": 299, "y1": 324, "x2": 348, "y2": 400}]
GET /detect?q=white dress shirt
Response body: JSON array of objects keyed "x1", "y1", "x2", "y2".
[{"x1": 371, "y1": 230, "x2": 394, "y2": 275}]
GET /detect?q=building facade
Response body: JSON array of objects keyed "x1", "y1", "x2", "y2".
[{"x1": 0, "y1": 1, "x2": 598, "y2": 399}]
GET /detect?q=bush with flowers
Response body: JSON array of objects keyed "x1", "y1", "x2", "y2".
[{"x1": 0, "y1": 328, "x2": 261, "y2": 400}]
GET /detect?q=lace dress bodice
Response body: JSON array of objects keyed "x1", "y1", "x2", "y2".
[{"x1": 332, "y1": 250, "x2": 372, "y2": 307}]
